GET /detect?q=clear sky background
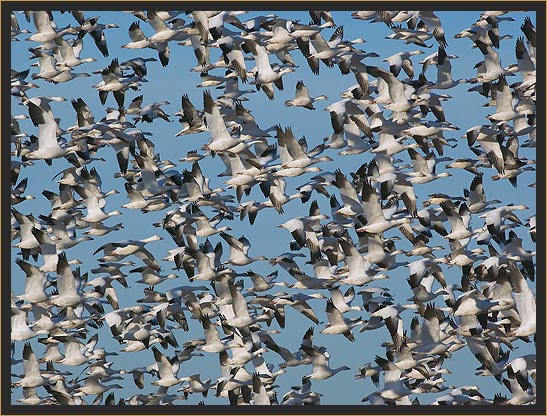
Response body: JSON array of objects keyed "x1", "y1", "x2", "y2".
[{"x1": 10, "y1": 9, "x2": 536, "y2": 405}]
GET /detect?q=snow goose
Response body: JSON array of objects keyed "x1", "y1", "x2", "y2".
[
  {"x1": 94, "y1": 58, "x2": 142, "y2": 107},
  {"x1": 488, "y1": 75, "x2": 526, "y2": 123},
  {"x1": 356, "y1": 180, "x2": 411, "y2": 234},
  {"x1": 250, "y1": 373, "x2": 271, "y2": 405},
  {"x1": 363, "y1": 232, "x2": 406, "y2": 269},
  {"x1": 417, "y1": 11, "x2": 447, "y2": 47},
  {"x1": 220, "y1": 232, "x2": 267, "y2": 266},
  {"x1": 454, "y1": 17, "x2": 495, "y2": 44},
  {"x1": 383, "y1": 50, "x2": 424, "y2": 78},
  {"x1": 146, "y1": 11, "x2": 186, "y2": 43},
  {"x1": 338, "y1": 238, "x2": 387, "y2": 286},
  {"x1": 443, "y1": 155, "x2": 482, "y2": 178},
  {"x1": 402, "y1": 226, "x2": 443, "y2": 258},
  {"x1": 431, "y1": 46, "x2": 468, "y2": 89},
  {"x1": 178, "y1": 374, "x2": 216, "y2": 398},
  {"x1": 11, "y1": 177, "x2": 34, "y2": 205},
  {"x1": 338, "y1": 114, "x2": 376, "y2": 156},
  {"x1": 504, "y1": 262, "x2": 536, "y2": 337},
  {"x1": 121, "y1": 21, "x2": 152, "y2": 49},
  {"x1": 81, "y1": 194, "x2": 122, "y2": 224},
  {"x1": 386, "y1": 23, "x2": 434, "y2": 48},
  {"x1": 405, "y1": 148, "x2": 452, "y2": 184},
  {"x1": 121, "y1": 182, "x2": 169, "y2": 212},
  {"x1": 479, "y1": 204, "x2": 527, "y2": 240},
  {"x1": 16, "y1": 387, "x2": 52, "y2": 405},
  {"x1": 520, "y1": 16, "x2": 536, "y2": 64},
  {"x1": 464, "y1": 173, "x2": 501, "y2": 213},
  {"x1": 221, "y1": 334, "x2": 267, "y2": 366},
  {"x1": 465, "y1": 334, "x2": 510, "y2": 379},
  {"x1": 130, "y1": 265, "x2": 176, "y2": 285},
  {"x1": 94, "y1": 235, "x2": 162, "y2": 269},
  {"x1": 195, "y1": 314, "x2": 228, "y2": 353},
  {"x1": 439, "y1": 200, "x2": 473, "y2": 243},
  {"x1": 120, "y1": 56, "x2": 157, "y2": 79},
  {"x1": 307, "y1": 30, "x2": 350, "y2": 66},
  {"x1": 452, "y1": 286, "x2": 501, "y2": 317},
  {"x1": 271, "y1": 161, "x2": 321, "y2": 179},
  {"x1": 504, "y1": 367, "x2": 535, "y2": 405},
  {"x1": 53, "y1": 37, "x2": 96, "y2": 68},
  {"x1": 215, "y1": 355, "x2": 254, "y2": 400},
  {"x1": 471, "y1": 38, "x2": 511, "y2": 83},
  {"x1": 10, "y1": 12, "x2": 31, "y2": 41},
  {"x1": 244, "y1": 37, "x2": 295, "y2": 99},
  {"x1": 508, "y1": 354, "x2": 536, "y2": 384},
  {"x1": 27, "y1": 11, "x2": 78, "y2": 44},
  {"x1": 332, "y1": 169, "x2": 363, "y2": 217},
  {"x1": 190, "y1": 210, "x2": 232, "y2": 238},
  {"x1": 367, "y1": 65, "x2": 418, "y2": 122},
  {"x1": 285, "y1": 80, "x2": 328, "y2": 110},
  {"x1": 15, "y1": 259, "x2": 48, "y2": 304},
  {"x1": 372, "y1": 132, "x2": 418, "y2": 156},
  {"x1": 259, "y1": 175, "x2": 301, "y2": 214},
  {"x1": 15, "y1": 343, "x2": 45, "y2": 388},
  {"x1": 301, "y1": 344, "x2": 350, "y2": 380},
  {"x1": 24, "y1": 100, "x2": 80, "y2": 164},
  {"x1": 71, "y1": 13, "x2": 118, "y2": 57},
  {"x1": 150, "y1": 347, "x2": 184, "y2": 387},
  {"x1": 128, "y1": 96, "x2": 171, "y2": 124},
  {"x1": 514, "y1": 36, "x2": 535, "y2": 92},
  {"x1": 272, "y1": 292, "x2": 324, "y2": 325},
  {"x1": 320, "y1": 300, "x2": 363, "y2": 341},
  {"x1": 244, "y1": 270, "x2": 285, "y2": 293},
  {"x1": 11, "y1": 300, "x2": 36, "y2": 342},
  {"x1": 174, "y1": 94, "x2": 205, "y2": 136},
  {"x1": 221, "y1": 281, "x2": 255, "y2": 329},
  {"x1": 411, "y1": 304, "x2": 454, "y2": 356},
  {"x1": 407, "y1": 273, "x2": 448, "y2": 304},
  {"x1": 73, "y1": 374, "x2": 123, "y2": 400},
  {"x1": 211, "y1": 35, "x2": 249, "y2": 82},
  {"x1": 406, "y1": 257, "x2": 447, "y2": 288},
  {"x1": 58, "y1": 336, "x2": 89, "y2": 366},
  {"x1": 309, "y1": 10, "x2": 335, "y2": 27},
  {"x1": 202, "y1": 90, "x2": 246, "y2": 152},
  {"x1": 370, "y1": 356, "x2": 415, "y2": 400},
  {"x1": 328, "y1": 286, "x2": 361, "y2": 314},
  {"x1": 258, "y1": 333, "x2": 305, "y2": 368},
  {"x1": 39, "y1": 214, "x2": 93, "y2": 250},
  {"x1": 50, "y1": 252, "x2": 83, "y2": 308},
  {"x1": 467, "y1": 125, "x2": 506, "y2": 174},
  {"x1": 83, "y1": 222, "x2": 123, "y2": 237},
  {"x1": 284, "y1": 266, "x2": 337, "y2": 291}
]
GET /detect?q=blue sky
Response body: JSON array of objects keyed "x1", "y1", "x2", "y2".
[{"x1": 10, "y1": 10, "x2": 536, "y2": 405}]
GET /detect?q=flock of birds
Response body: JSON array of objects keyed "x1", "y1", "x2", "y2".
[{"x1": 10, "y1": 9, "x2": 537, "y2": 406}]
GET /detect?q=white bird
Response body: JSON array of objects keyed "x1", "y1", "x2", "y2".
[
  {"x1": 24, "y1": 100, "x2": 80, "y2": 163},
  {"x1": 301, "y1": 344, "x2": 350, "y2": 380},
  {"x1": 285, "y1": 80, "x2": 328, "y2": 110},
  {"x1": 503, "y1": 262, "x2": 536, "y2": 337},
  {"x1": 151, "y1": 347, "x2": 184, "y2": 387},
  {"x1": 50, "y1": 252, "x2": 83, "y2": 308},
  {"x1": 27, "y1": 11, "x2": 77, "y2": 44},
  {"x1": 244, "y1": 37, "x2": 295, "y2": 99},
  {"x1": 355, "y1": 180, "x2": 411, "y2": 234},
  {"x1": 15, "y1": 343, "x2": 45, "y2": 388},
  {"x1": 320, "y1": 299, "x2": 363, "y2": 341},
  {"x1": 202, "y1": 90, "x2": 245, "y2": 152},
  {"x1": 220, "y1": 232, "x2": 267, "y2": 266},
  {"x1": 371, "y1": 355, "x2": 416, "y2": 400},
  {"x1": 338, "y1": 238, "x2": 387, "y2": 286}
]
